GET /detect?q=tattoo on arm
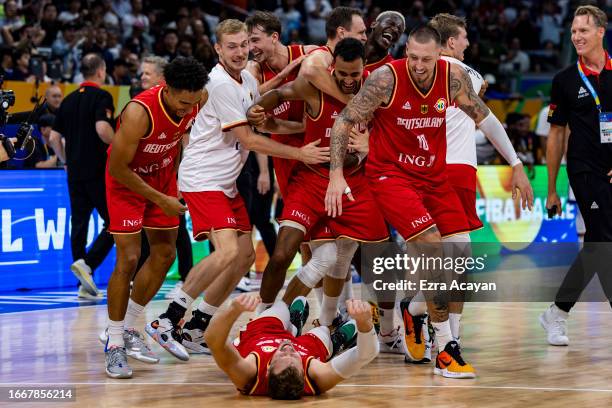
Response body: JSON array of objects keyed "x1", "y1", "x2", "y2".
[
  {"x1": 450, "y1": 65, "x2": 490, "y2": 123},
  {"x1": 329, "y1": 67, "x2": 394, "y2": 171}
]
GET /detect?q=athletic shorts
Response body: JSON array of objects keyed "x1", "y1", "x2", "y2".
[
  {"x1": 278, "y1": 170, "x2": 388, "y2": 242},
  {"x1": 446, "y1": 164, "x2": 483, "y2": 231},
  {"x1": 367, "y1": 174, "x2": 471, "y2": 240},
  {"x1": 182, "y1": 191, "x2": 251, "y2": 241},
  {"x1": 106, "y1": 164, "x2": 178, "y2": 234}
]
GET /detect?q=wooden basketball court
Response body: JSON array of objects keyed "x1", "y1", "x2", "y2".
[{"x1": 2, "y1": 292, "x2": 612, "y2": 408}]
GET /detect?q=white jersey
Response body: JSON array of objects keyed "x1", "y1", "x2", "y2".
[
  {"x1": 179, "y1": 64, "x2": 259, "y2": 197},
  {"x1": 442, "y1": 56, "x2": 485, "y2": 168}
]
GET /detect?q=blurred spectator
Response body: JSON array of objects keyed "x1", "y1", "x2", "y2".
[
  {"x1": 177, "y1": 38, "x2": 193, "y2": 58},
  {"x1": 5, "y1": 48, "x2": 34, "y2": 81},
  {"x1": 537, "y1": 1, "x2": 562, "y2": 46},
  {"x1": 0, "y1": 1, "x2": 25, "y2": 41},
  {"x1": 39, "y1": 3, "x2": 60, "y2": 47},
  {"x1": 122, "y1": 0, "x2": 149, "y2": 40},
  {"x1": 499, "y1": 37, "x2": 530, "y2": 74},
  {"x1": 506, "y1": 112, "x2": 543, "y2": 168},
  {"x1": 140, "y1": 55, "x2": 166, "y2": 89},
  {"x1": 109, "y1": 58, "x2": 130, "y2": 85},
  {"x1": 275, "y1": 0, "x2": 303, "y2": 44},
  {"x1": 111, "y1": 0, "x2": 132, "y2": 17},
  {"x1": 157, "y1": 29, "x2": 178, "y2": 60},
  {"x1": 101, "y1": 0, "x2": 121, "y2": 31},
  {"x1": 305, "y1": 0, "x2": 333, "y2": 44},
  {"x1": 58, "y1": 0, "x2": 82, "y2": 24},
  {"x1": 511, "y1": 8, "x2": 538, "y2": 50},
  {"x1": 475, "y1": 129, "x2": 497, "y2": 164},
  {"x1": 52, "y1": 21, "x2": 81, "y2": 81},
  {"x1": 18, "y1": 113, "x2": 59, "y2": 169}
]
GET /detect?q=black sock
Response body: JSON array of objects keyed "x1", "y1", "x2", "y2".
[
  {"x1": 185, "y1": 309, "x2": 212, "y2": 331},
  {"x1": 160, "y1": 301, "x2": 187, "y2": 327}
]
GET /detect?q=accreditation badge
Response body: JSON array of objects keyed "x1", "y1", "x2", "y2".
[{"x1": 599, "y1": 112, "x2": 612, "y2": 143}]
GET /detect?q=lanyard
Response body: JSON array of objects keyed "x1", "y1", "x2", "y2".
[{"x1": 576, "y1": 58, "x2": 611, "y2": 113}]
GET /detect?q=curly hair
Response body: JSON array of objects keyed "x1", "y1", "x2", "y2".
[
  {"x1": 267, "y1": 365, "x2": 304, "y2": 400},
  {"x1": 163, "y1": 56, "x2": 209, "y2": 92}
]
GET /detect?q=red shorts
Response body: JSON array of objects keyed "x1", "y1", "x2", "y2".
[
  {"x1": 446, "y1": 164, "x2": 483, "y2": 231},
  {"x1": 279, "y1": 169, "x2": 388, "y2": 242},
  {"x1": 272, "y1": 134, "x2": 301, "y2": 198},
  {"x1": 368, "y1": 175, "x2": 470, "y2": 240},
  {"x1": 182, "y1": 191, "x2": 251, "y2": 241},
  {"x1": 106, "y1": 165, "x2": 178, "y2": 234}
]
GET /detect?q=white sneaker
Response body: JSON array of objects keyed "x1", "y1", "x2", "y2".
[
  {"x1": 165, "y1": 281, "x2": 184, "y2": 299},
  {"x1": 378, "y1": 327, "x2": 405, "y2": 354},
  {"x1": 539, "y1": 305, "x2": 569, "y2": 346},
  {"x1": 236, "y1": 277, "x2": 251, "y2": 292},
  {"x1": 71, "y1": 259, "x2": 99, "y2": 296},
  {"x1": 78, "y1": 286, "x2": 103, "y2": 300}
]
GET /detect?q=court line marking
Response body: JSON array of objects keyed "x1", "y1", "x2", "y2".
[
  {"x1": 0, "y1": 382, "x2": 611, "y2": 393},
  {"x1": 0, "y1": 260, "x2": 39, "y2": 266},
  {"x1": 0, "y1": 188, "x2": 44, "y2": 193}
]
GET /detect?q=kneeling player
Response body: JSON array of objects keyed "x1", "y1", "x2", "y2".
[{"x1": 205, "y1": 293, "x2": 378, "y2": 399}]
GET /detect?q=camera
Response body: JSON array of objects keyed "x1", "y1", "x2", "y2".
[{"x1": 0, "y1": 80, "x2": 35, "y2": 161}]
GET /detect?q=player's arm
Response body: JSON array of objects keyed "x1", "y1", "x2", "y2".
[
  {"x1": 300, "y1": 50, "x2": 350, "y2": 103},
  {"x1": 255, "y1": 152, "x2": 270, "y2": 195},
  {"x1": 260, "y1": 118, "x2": 305, "y2": 134},
  {"x1": 325, "y1": 66, "x2": 395, "y2": 217},
  {"x1": 108, "y1": 103, "x2": 186, "y2": 216},
  {"x1": 231, "y1": 124, "x2": 328, "y2": 164},
  {"x1": 204, "y1": 294, "x2": 259, "y2": 391},
  {"x1": 309, "y1": 300, "x2": 379, "y2": 393},
  {"x1": 450, "y1": 63, "x2": 534, "y2": 210}
]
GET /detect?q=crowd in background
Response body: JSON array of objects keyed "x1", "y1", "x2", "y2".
[{"x1": 1, "y1": 0, "x2": 610, "y2": 169}]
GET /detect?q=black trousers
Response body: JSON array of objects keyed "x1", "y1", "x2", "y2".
[
  {"x1": 67, "y1": 178, "x2": 114, "y2": 273},
  {"x1": 237, "y1": 159, "x2": 277, "y2": 258},
  {"x1": 555, "y1": 171, "x2": 612, "y2": 311}
]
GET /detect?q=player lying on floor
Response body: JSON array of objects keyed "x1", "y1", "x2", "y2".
[{"x1": 204, "y1": 293, "x2": 379, "y2": 399}]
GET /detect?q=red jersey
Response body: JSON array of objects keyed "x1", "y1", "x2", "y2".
[
  {"x1": 261, "y1": 45, "x2": 306, "y2": 147},
  {"x1": 367, "y1": 58, "x2": 450, "y2": 184},
  {"x1": 110, "y1": 85, "x2": 198, "y2": 176},
  {"x1": 235, "y1": 317, "x2": 328, "y2": 396},
  {"x1": 365, "y1": 54, "x2": 393, "y2": 72}
]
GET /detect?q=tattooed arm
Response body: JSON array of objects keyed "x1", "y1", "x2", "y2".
[
  {"x1": 325, "y1": 66, "x2": 395, "y2": 217},
  {"x1": 450, "y1": 63, "x2": 534, "y2": 210}
]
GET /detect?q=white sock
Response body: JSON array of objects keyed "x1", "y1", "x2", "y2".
[
  {"x1": 380, "y1": 307, "x2": 395, "y2": 335},
  {"x1": 197, "y1": 300, "x2": 218, "y2": 317},
  {"x1": 338, "y1": 281, "x2": 353, "y2": 307},
  {"x1": 124, "y1": 299, "x2": 145, "y2": 330},
  {"x1": 449, "y1": 313, "x2": 461, "y2": 340},
  {"x1": 432, "y1": 320, "x2": 453, "y2": 350},
  {"x1": 408, "y1": 292, "x2": 427, "y2": 316},
  {"x1": 107, "y1": 319, "x2": 125, "y2": 348},
  {"x1": 551, "y1": 304, "x2": 569, "y2": 319},
  {"x1": 173, "y1": 288, "x2": 195, "y2": 310},
  {"x1": 256, "y1": 302, "x2": 272, "y2": 315},
  {"x1": 314, "y1": 287, "x2": 323, "y2": 305},
  {"x1": 319, "y1": 294, "x2": 339, "y2": 327}
]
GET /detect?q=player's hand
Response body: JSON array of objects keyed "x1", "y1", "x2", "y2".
[
  {"x1": 511, "y1": 163, "x2": 534, "y2": 211},
  {"x1": 479, "y1": 80, "x2": 488, "y2": 98},
  {"x1": 231, "y1": 293, "x2": 261, "y2": 313},
  {"x1": 325, "y1": 171, "x2": 353, "y2": 217},
  {"x1": 247, "y1": 105, "x2": 266, "y2": 127},
  {"x1": 298, "y1": 139, "x2": 330, "y2": 164},
  {"x1": 158, "y1": 195, "x2": 188, "y2": 216},
  {"x1": 349, "y1": 126, "x2": 369, "y2": 155},
  {"x1": 280, "y1": 55, "x2": 306, "y2": 79},
  {"x1": 345, "y1": 299, "x2": 374, "y2": 332},
  {"x1": 257, "y1": 172, "x2": 271, "y2": 195},
  {"x1": 546, "y1": 191, "x2": 562, "y2": 217}
]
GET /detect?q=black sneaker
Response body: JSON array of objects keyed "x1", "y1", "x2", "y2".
[
  {"x1": 330, "y1": 319, "x2": 357, "y2": 357},
  {"x1": 289, "y1": 296, "x2": 309, "y2": 336},
  {"x1": 181, "y1": 310, "x2": 212, "y2": 354}
]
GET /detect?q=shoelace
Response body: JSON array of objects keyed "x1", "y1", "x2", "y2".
[
  {"x1": 107, "y1": 347, "x2": 128, "y2": 368},
  {"x1": 385, "y1": 330, "x2": 402, "y2": 349},
  {"x1": 446, "y1": 343, "x2": 467, "y2": 366},
  {"x1": 551, "y1": 318, "x2": 567, "y2": 336}
]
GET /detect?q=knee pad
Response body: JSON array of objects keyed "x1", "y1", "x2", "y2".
[
  {"x1": 327, "y1": 239, "x2": 358, "y2": 279},
  {"x1": 296, "y1": 242, "x2": 337, "y2": 288}
]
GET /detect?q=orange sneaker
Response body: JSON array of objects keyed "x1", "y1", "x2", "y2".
[
  {"x1": 368, "y1": 301, "x2": 381, "y2": 334},
  {"x1": 400, "y1": 299, "x2": 427, "y2": 363},
  {"x1": 434, "y1": 341, "x2": 476, "y2": 379}
]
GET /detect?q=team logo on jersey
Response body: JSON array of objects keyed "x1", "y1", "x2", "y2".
[
  {"x1": 420, "y1": 104, "x2": 428, "y2": 114},
  {"x1": 159, "y1": 132, "x2": 167, "y2": 140},
  {"x1": 548, "y1": 104, "x2": 556, "y2": 117},
  {"x1": 331, "y1": 111, "x2": 339, "y2": 119},
  {"x1": 434, "y1": 98, "x2": 447, "y2": 113},
  {"x1": 578, "y1": 86, "x2": 589, "y2": 98},
  {"x1": 402, "y1": 101, "x2": 412, "y2": 110},
  {"x1": 261, "y1": 346, "x2": 277, "y2": 353}
]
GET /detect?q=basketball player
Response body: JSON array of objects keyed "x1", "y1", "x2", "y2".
[
  {"x1": 145, "y1": 20, "x2": 329, "y2": 360},
  {"x1": 396, "y1": 14, "x2": 534, "y2": 364},
  {"x1": 104, "y1": 57, "x2": 209, "y2": 378},
  {"x1": 254, "y1": 6, "x2": 370, "y2": 315},
  {"x1": 364, "y1": 11, "x2": 405, "y2": 72},
  {"x1": 249, "y1": 38, "x2": 388, "y2": 333},
  {"x1": 326, "y1": 26, "x2": 533, "y2": 378},
  {"x1": 205, "y1": 292, "x2": 379, "y2": 399}
]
